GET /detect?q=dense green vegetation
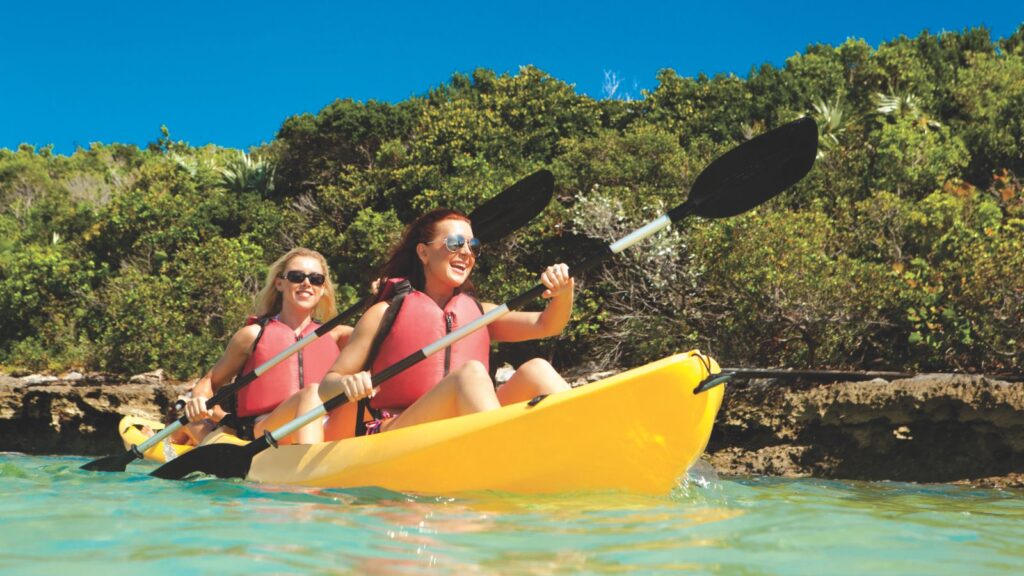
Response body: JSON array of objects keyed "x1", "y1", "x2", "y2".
[{"x1": 2, "y1": 26, "x2": 1023, "y2": 377}]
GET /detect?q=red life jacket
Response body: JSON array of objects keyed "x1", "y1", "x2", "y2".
[
  {"x1": 369, "y1": 288, "x2": 490, "y2": 411},
  {"x1": 236, "y1": 317, "x2": 340, "y2": 417}
]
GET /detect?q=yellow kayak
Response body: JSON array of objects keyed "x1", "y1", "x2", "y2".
[
  {"x1": 244, "y1": 350, "x2": 723, "y2": 495},
  {"x1": 118, "y1": 415, "x2": 192, "y2": 463},
  {"x1": 125, "y1": 351, "x2": 724, "y2": 494}
]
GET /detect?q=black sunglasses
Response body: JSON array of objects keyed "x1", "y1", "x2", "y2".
[
  {"x1": 428, "y1": 233, "x2": 481, "y2": 256},
  {"x1": 281, "y1": 270, "x2": 326, "y2": 286}
]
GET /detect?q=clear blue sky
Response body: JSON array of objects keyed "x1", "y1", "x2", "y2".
[{"x1": 2, "y1": 1, "x2": 1021, "y2": 154}]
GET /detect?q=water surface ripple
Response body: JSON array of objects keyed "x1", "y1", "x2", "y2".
[{"x1": 1, "y1": 454, "x2": 1021, "y2": 574}]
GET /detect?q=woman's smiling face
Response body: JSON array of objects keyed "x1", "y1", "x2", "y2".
[
  {"x1": 275, "y1": 255, "x2": 325, "y2": 310},
  {"x1": 417, "y1": 218, "x2": 476, "y2": 291}
]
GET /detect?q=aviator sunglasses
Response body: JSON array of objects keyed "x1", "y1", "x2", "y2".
[
  {"x1": 427, "y1": 234, "x2": 481, "y2": 256},
  {"x1": 281, "y1": 270, "x2": 327, "y2": 286}
]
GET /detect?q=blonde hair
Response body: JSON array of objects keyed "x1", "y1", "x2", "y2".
[{"x1": 253, "y1": 248, "x2": 339, "y2": 322}]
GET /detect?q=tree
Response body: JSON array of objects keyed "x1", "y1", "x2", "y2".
[
  {"x1": 949, "y1": 51, "x2": 1024, "y2": 185},
  {"x1": 869, "y1": 115, "x2": 969, "y2": 199}
]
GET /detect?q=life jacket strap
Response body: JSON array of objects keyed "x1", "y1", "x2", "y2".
[{"x1": 355, "y1": 279, "x2": 412, "y2": 437}]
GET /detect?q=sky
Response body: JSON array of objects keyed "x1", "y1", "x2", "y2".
[{"x1": 2, "y1": 1, "x2": 1022, "y2": 155}]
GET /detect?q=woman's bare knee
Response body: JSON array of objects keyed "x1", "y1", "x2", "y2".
[
  {"x1": 516, "y1": 358, "x2": 553, "y2": 376},
  {"x1": 496, "y1": 358, "x2": 570, "y2": 404},
  {"x1": 517, "y1": 358, "x2": 570, "y2": 392},
  {"x1": 451, "y1": 360, "x2": 489, "y2": 385},
  {"x1": 451, "y1": 360, "x2": 488, "y2": 379},
  {"x1": 449, "y1": 361, "x2": 499, "y2": 412}
]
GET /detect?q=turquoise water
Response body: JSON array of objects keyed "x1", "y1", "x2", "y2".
[{"x1": 1, "y1": 454, "x2": 1022, "y2": 575}]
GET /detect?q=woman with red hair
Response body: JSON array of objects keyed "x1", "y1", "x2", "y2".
[{"x1": 277, "y1": 208, "x2": 573, "y2": 443}]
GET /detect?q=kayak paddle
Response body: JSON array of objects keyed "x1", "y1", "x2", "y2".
[
  {"x1": 80, "y1": 169, "x2": 554, "y2": 472},
  {"x1": 150, "y1": 117, "x2": 817, "y2": 482}
]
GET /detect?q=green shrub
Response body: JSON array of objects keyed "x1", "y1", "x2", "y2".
[{"x1": 2, "y1": 28, "x2": 1024, "y2": 375}]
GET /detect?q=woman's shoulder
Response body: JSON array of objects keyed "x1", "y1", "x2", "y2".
[
  {"x1": 229, "y1": 322, "x2": 266, "y2": 349},
  {"x1": 348, "y1": 301, "x2": 389, "y2": 334},
  {"x1": 327, "y1": 323, "x2": 355, "y2": 344},
  {"x1": 364, "y1": 300, "x2": 391, "y2": 321}
]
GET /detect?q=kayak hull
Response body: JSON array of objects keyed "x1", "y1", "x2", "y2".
[{"x1": 246, "y1": 351, "x2": 723, "y2": 495}]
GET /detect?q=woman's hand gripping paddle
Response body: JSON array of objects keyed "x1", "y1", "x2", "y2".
[
  {"x1": 80, "y1": 170, "x2": 555, "y2": 473},
  {"x1": 150, "y1": 117, "x2": 818, "y2": 482}
]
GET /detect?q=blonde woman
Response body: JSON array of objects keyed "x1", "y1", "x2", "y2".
[{"x1": 182, "y1": 248, "x2": 352, "y2": 444}]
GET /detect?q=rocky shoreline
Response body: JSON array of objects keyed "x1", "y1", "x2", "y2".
[
  {"x1": 0, "y1": 370, "x2": 187, "y2": 457},
  {"x1": 705, "y1": 373, "x2": 1024, "y2": 489},
  {"x1": 2, "y1": 369, "x2": 1021, "y2": 489}
]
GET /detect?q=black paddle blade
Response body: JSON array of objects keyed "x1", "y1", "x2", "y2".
[
  {"x1": 80, "y1": 450, "x2": 137, "y2": 472},
  {"x1": 150, "y1": 442, "x2": 257, "y2": 481},
  {"x1": 674, "y1": 117, "x2": 818, "y2": 221},
  {"x1": 470, "y1": 169, "x2": 554, "y2": 243}
]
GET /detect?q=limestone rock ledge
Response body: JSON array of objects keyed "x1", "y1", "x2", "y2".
[
  {"x1": 0, "y1": 372, "x2": 189, "y2": 456},
  {"x1": 706, "y1": 374, "x2": 1024, "y2": 488}
]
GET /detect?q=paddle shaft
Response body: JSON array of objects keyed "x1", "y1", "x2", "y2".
[
  {"x1": 262, "y1": 207, "x2": 698, "y2": 444},
  {"x1": 724, "y1": 368, "x2": 916, "y2": 381}
]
